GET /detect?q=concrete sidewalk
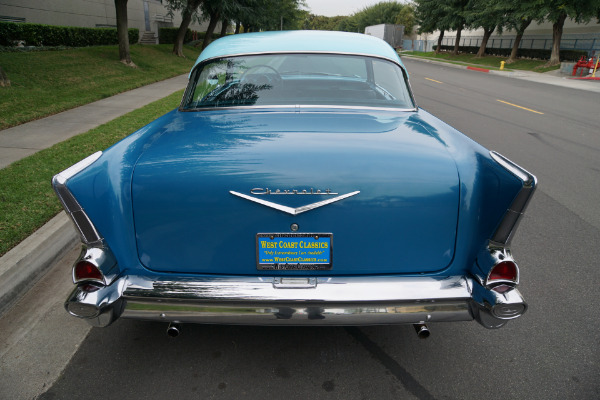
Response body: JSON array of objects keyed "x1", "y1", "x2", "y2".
[
  {"x1": 0, "y1": 74, "x2": 189, "y2": 169},
  {"x1": 402, "y1": 55, "x2": 600, "y2": 93}
]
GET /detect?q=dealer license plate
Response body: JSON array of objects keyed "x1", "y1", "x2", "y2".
[{"x1": 256, "y1": 233, "x2": 332, "y2": 270}]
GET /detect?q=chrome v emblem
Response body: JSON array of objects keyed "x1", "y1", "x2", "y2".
[{"x1": 229, "y1": 191, "x2": 360, "y2": 215}]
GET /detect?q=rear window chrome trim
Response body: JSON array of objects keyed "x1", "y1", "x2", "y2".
[
  {"x1": 180, "y1": 104, "x2": 418, "y2": 113},
  {"x1": 196, "y1": 50, "x2": 406, "y2": 70}
]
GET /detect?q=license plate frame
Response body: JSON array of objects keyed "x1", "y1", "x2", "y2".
[{"x1": 256, "y1": 233, "x2": 333, "y2": 271}]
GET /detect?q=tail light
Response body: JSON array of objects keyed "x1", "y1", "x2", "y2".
[
  {"x1": 487, "y1": 260, "x2": 518, "y2": 285},
  {"x1": 74, "y1": 260, "x2": 105, "y2": 284}
]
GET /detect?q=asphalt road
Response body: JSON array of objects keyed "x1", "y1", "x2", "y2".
[{"x1": 32, "y1": 60, "x2": 600, "y2": 400}]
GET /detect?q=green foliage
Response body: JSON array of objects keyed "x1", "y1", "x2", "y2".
[
  {"x1": 0, "y1": 22, "x2": 138, "y2": 47},
  {"x1": 464, "y1": 0, "x2": 503, "y2": 31},
  {"x1": 432, "y1": 44, "x2": 587, "y2": 61},
  {"x1": 339, "y1": 1, "x2": 413, "y2": 33},
  {"x1": 158, "y1": 27, "x2": 222, "y2": 44},
  {"x1": 239, "y1": 0, "x2": 306, "y2": 31},
  {"x1": 159, "y1": 27, "x2": 193, "y2": 44},
  {"x1": 415, "y1": 0, "x2": 450, "y2": 34},
  {"x1": 302, "y1": 14, "x2": 347, "y2": 30},
  {"x1": 302, "y1": 1, "x2": 415, "y2": 35}
]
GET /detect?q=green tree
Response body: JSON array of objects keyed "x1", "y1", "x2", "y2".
[
  {"x1": 395, "y1": 4, "x2": 416, "y2": 36},
  {"x1": 336, "y1": 1, "x2": 414, "y2": 34},
  {"x1": 499, "y1": 1, "x2": 545, "y2": 64},
  {"x1": 443, "y1": 0, "x2": 469, "y2": 56},
  {"x1": 415, "y1": 0, "x2": 451, "y2": 54},
  {"x1": 541, "y1": 0, "x2": 600, "y2": 66},
  {"x1": 464, "y1": 0, "x2": 504, "y2": 57},
  {"x1": 115, "y1": 0, "x2": 135, "y2": 66},
  {"x1": 166, "y1": 0, "x2": 204, "y2": 57},
  {"x1": 240, "y1": 0, "x2": 305, "y2": 32}
]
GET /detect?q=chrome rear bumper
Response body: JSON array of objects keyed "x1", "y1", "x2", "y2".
[{"x1": 65, "y1": 275, "x2": 526, "y2": 329}]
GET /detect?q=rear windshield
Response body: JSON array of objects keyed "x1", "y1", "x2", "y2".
[{"x1": 181, "y1": 53, "x2": 415, "y2": 110}]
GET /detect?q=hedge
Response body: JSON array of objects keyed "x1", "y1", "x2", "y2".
[
  {"x1": 432, "y1": 45, "x2": 588, "y2": 61},
  {"x1": 0, "y1": 22, "x2": 139, "y2": 47},
  {"x1": 158, "y1": 27, "x2": 221, "y2": 44}
]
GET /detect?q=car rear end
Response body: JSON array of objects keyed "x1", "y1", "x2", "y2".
[{"x1": 54, "y1": 31, "x2": 536, "y2": 334}]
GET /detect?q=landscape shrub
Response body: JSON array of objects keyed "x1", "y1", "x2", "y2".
[
  {"x1": 432, "y1": 44, "x2": 588, "y2": 61},
  {"x1": 158, "y1": 27, "x2": 222, "y2": 44},
  {"x1": 0, "y1": 22, "x2": 138, "y2": 47}
]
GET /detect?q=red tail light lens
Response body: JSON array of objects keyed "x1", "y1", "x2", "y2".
[
  {"x1": 488, "y1": 261, "x2": 518, "y2": 283},
  {"x1": 74, "y1": 261, "x2": 104, "y2": 283}
]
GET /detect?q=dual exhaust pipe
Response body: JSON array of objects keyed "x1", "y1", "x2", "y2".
[
  {"x1": 166, "y1": 322, "x2": 180, "y2": 338},
  {"x1": 413, "y1": 323, "x2": 430, "y2": 339},
  {"x1": 166, "y1": 322, "x2": 430, "y2": 339}
]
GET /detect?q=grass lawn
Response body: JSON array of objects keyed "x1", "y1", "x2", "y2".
[
  {"x1": 405, "y1": 51, "x2": 560, "y2": 73},
  {"x1": 0, "y1": 90, "x2": 184, "y2": 256},
  {"x1": 0, "y1": 44, "x2": 199, "y2": 130}
]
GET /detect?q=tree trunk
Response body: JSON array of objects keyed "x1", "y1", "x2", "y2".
[
  {"x1": 114, "y1": 0, "x2": 135, "y2": 67},
  {"x1": 234, "y1": 21, "x2": 241, "y2": 34},
  {"x1": 506, "y1": 19, "x2": 532, "y2": 64},
  {"x1": 201, "y1": 12, "x2": 220, "y2": 50},
  {"x1": 172, "y1": 0, "x2": 203, "y2": 57},
  {"x1": 452, "y1": 26, "x2": 462, "y2": 56},
  {"x1": 0, "y1": 66, "x2": 10, "y2": 87},
  {"x1": 220, "y1": 19, "x2": 228, "y2": 37},
  {"x1": 476, "y1": 27, "x2": 493, "y2": 58},
  {"x1": 547, "y1": 12, "x2": 567, "y2": 66},
  {"x1": 435, "y1": 30, "x2": 444, "y2": 54}
]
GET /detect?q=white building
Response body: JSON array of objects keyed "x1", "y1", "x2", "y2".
[
  {"x1": 0, "y1": 0, "x2": 214, "y2": 42},
  {"x1": 411, "y1": 18, "x2": 600, "y2": 55}
]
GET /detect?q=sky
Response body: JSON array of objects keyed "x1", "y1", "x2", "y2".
[{"x1": 302, "y1": 0, "x2": 390, "y2": 17}]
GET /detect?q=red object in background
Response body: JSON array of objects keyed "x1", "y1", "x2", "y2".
[{"x1": 572, "y1": 56, "x2": 596, "y2": 76}]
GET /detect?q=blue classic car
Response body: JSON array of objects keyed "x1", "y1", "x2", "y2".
[{"x1": 53, "y1": 31, "x2": 536, "y2": 338}]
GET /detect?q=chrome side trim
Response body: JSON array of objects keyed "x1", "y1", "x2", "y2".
[
  {"x1": 230, "y1": 190, "x2": 360, "y2": 215},
  {"x1": 52, "y1": 151, "x2": 102, "y2": 185},
  {"x1": 52, "y1": 152, "x2": 103, "y2": 246},
  {"x1": 489, "y1": 151, "x2": 537, "y2": 245}
]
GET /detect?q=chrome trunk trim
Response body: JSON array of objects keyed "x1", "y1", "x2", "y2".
[{"x1": 230, "y1": 190, "x2": 360, "y2": 215}]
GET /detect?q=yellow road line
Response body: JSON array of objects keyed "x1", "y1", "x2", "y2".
[
  {"x1": 425, "y1": 77, "x2": 443, "y2": 84},
  {"x1": 496, "y1": 99, "x2": 544, "y2": 115}
]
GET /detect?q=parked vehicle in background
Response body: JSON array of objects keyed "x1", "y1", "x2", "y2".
[{"x1": 365, "y1": 24, "x2": 404, "y2": 48}]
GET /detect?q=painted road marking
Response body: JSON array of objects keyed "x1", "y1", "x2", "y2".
[
  {"x1": 497, "y1": 100, "x2": 544, "y2": 115},
  {"x1": 425, "y1": 77, "x2": 443, "y2": 84}
]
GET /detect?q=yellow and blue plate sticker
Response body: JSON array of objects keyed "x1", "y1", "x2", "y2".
[{"x1": 256, "y1": 233, "x2": 332, "y2": 270}]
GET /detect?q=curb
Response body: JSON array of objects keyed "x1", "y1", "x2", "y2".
[
  {"x1": 467, "y1": 66, "x2": 490, "y2": 73},
  {"x1": 402, "y1": 55, "x2": 600, "y2": 93},
  {"x1": 0, "y1": 212, "x2": 78, "y2": 316}
]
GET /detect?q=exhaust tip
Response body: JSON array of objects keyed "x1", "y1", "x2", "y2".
[
  {"x1": 166, "y1": 323, "x2": 180, "y2": 338},
  {"x1": 413, "y1": 323, "x2": 430, "y2": 339}
]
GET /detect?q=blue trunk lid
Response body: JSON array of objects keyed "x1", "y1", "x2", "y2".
[{"x1": 131, "y1": 109, "x2": 460, "y2": 276}]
